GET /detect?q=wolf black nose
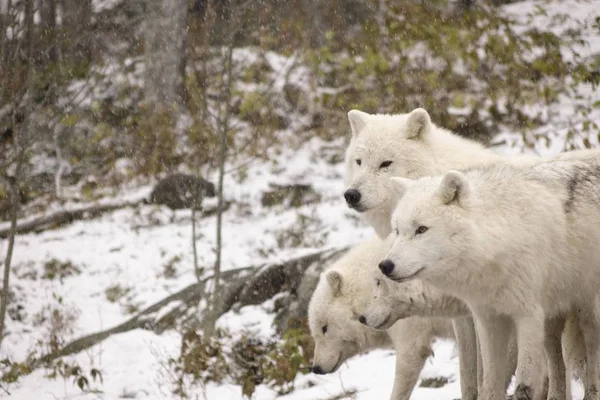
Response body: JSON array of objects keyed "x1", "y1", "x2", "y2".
[
  {"x1": 344, "y1": 189, "x2": 361, "y2": 206},
  {"x1": 379, "y1": 259, "x2": 395, "y2": 276},
  {"x1": 311, "y1": 365, "x2": 324, "y2": 375},
  {"x1": 358, "y1": 315, "x2": 367, "y2": 325}
]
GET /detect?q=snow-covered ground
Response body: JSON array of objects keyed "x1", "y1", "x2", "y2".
[{"x1": 4, "y1": 0, "x2": 600, "y2": 399}]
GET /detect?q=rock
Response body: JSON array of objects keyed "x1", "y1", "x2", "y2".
[{"x1": 147, "y1": 173, "x2": 216, "y2": 210}]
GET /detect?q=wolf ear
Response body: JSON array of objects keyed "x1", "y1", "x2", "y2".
[
  {"x1": 390, "y1": 177, "x2": 412, "y2": 198},
  {"x1": 348, "y1": 110, "x2": 370, "y2": 137},
  {"x1": 326, "y1": 270, "x2": 343, "y2": 296},
  {"x1": 405, "y1": 108, "x2": 431, "y2": 139},
  {"x1": 439, "y1": 171, "x2": 470, "y2": 205}
]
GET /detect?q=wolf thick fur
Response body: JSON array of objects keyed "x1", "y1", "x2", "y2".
[
  {"x1": 344, "y1": 108, "x2": 520, "y2": 238},
  {"x1": 343, "y1": 108, "x2": 532, "y2": 397},
  {"x1": 344, "y1": 108, "x2": 590, "y2": 239},
  {"x1": 344, "y1": 108, "x2": 590, "y2": 399},
  {"x1": 308, "y1": 236, "x2": 458, "y2": 400},
  {"x1": 382, "y1": 156, "x2": 600, "y2": 400},
  {"x1": 359, "y1": 257, "x2": 585, "y2": 400}
]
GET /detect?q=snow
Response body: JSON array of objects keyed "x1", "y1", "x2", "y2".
[
  {"x1": 504, "y1": 0, "x2": 600, "y2": 60},
  {"x1": 3, "y1": 0, "x2": 600, "y2": 399},
  {"x1": 92, "y1": 0, "x2": 122, "y2": 13}
]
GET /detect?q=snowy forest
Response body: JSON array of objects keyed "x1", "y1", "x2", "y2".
[{"x1": 0, "y1": 0, "x2": 599, "y2": 399}]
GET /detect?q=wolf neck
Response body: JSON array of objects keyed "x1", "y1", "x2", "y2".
[
  {"x1": 425, "y1": 127, "x2": 504, "y2": 173},
  {"x1": 363, "y1": 328, "x2": 392, "y2": 350},
  {"x1": 416, "y1": 282, "x2": 470, "y2": 318}
]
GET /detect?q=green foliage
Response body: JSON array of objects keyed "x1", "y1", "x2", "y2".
[
  {"x1": 170, "y1": 328, "x2": 230, "y2": 397},
  {"x1": 0, "y1": 358, "x2": 33, "y2": 385},
  {"x1": 45, "y1": 360, "x2": 102, "y2": 393},
  {"x1": 0, "y1": 355, "x2": 101, "y2": 393},
  {"x1": 128, "y1": 106, "x2": 182, "y2": 176},
  {"x1": 104, "y1": 284, "x2": 131, "y2": 303},
  {"x1": 170, "y1": 324, "x2": 314, "y2": 399},
  {"x1": 59, "y1": 114, "x2": 80, "y2": 128},
  {"x1": 304, "y1": 1, "x2": 596, "y2": 144},
  {"x1": 42, "y1": 259, "x2": 81, "y2": 282},
  {"x1": 162, "y1": 256, "x2": 181, "y2": 279},
  {"x1": 33, "y1": 60, "x2": 91, "y2": 103},
  {"x1": 260, "y1": 327, "x2": 314, "y2": 395}
]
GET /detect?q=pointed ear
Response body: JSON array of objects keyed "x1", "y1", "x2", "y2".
[
  {"x1": 405, "y1": 108, "x2": 431, "y2": 139},
  {"x1": 390, "y1": 177, "x2": 412, "y2": 198},
  {"x1": 439, "y1": 171, "x2": 470, "y2": 205},
  {"x1": 326, "y1": 270, "x2": 343, "y2": 296},
  {"x1": 348, "y1": 110, "x2": 370, "y2": 137}
]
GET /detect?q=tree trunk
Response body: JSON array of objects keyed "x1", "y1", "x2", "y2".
[
  {"x1": 192, "y1": 208, "x2": 201, "y2": 281},
  {"x1": 144, "y1": 0, "x2": 189, "y2": 109},
  {"x1": 0, "y1": 170, "x2": 22, "y2": 348},
  {"x1": 203, "y1": 32, "x2": 233, "y2": 338},
  {"x1": 0, "y1": 0, "x2": 11, "y2": 68},
  {"x1": 40, "y1": 0, "x2": 58, "y2": 65},
  {"x1": 61, "y1": 0, "x2": 93, "y2": 65}
]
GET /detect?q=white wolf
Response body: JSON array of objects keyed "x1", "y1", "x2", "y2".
[
  {"x1": 357, "y1": 259, "x2": 588, "y2": 400},
  {"x1": 343, "y1": 107, "x2": 591, "y2": 239},
  {"x1": 377, "y1": 157, "x2": 600, "y2": 400},
  {"x1": 343, "y1": 108, "x2": 593, "y2": 399},
  {"x1": 307, "y1": 236, "x2": 474, "y2": 400}
]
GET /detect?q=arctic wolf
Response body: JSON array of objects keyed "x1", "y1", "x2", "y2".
[
  {"x1": 344, "y1": 108, "x2": 522, "y2": 238},
  {"x1": 378, "y1": 156, "x2": 600, "y2": 400},
  {"x1": 358, "y1": 257, "x2": 587, "y2": 400},
  {"x1": 307, "y1": 236, "x2": 466, "y2": 400},
  {"x1": 343, "y1": 107, "x2": 593, "y2": 399},
  {"x1": 343, "y1": 107, "x2": 590, "y2": 239}
]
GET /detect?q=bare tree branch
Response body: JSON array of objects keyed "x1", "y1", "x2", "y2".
[
  {"x1": 203, "y1": 0, "x2": 239, "y2": 338},
  {"x1": 16, "y1": 247, "x2": 347, "y2": 373}
]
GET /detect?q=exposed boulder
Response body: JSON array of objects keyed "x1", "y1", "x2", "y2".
[{"x1": 147, "y1": 173, "x2": 216, "y2": 210}]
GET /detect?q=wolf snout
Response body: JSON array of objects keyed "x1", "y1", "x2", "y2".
[
  {"x1": 344, "y1": 189, "x2": 361, "y2": 206},
  {"x1": 379, "y1": 259, "x2": 395, "y2": 276},
  {"x1": 311, "y1": 365, "x2": 325, "y2": 375}
]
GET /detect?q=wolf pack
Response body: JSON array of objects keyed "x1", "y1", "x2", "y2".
[{"x1": 307, "y1": 108, "x2": 600, "y2": 400}]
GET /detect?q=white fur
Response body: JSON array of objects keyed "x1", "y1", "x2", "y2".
[
  {"x1": 360, "y1": 251, "x2": 587, "y2": 400},
  {"x1": 308, "y1": 236, "x2": 459, "y2": 400},
  {"x1": 383, "y1": 156, "x2": 600, "y2": 400},
  {"x1": 344, "y1": 108, "x2": 592, "y2": 399},
  {"x1": 344, "y1": 108, "x2": 525, "y2": 239}
]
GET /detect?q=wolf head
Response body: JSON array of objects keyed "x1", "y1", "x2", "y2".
[
  {"x1": 344, "y1": 108, "x2": 438, "y2": 238},
  {"x1": 356, "y1": 271, "x2": 426, "y2": 331},
  {"x1": 378, "y1": 171, "x2": 474, "y2": 285},
  {"x1": 307, "y1": 268, "x2": 377, "y2": 374}
]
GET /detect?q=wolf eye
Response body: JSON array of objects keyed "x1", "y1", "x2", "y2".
[
  {"x1": 322, "y1": 325, "x2": 328, "y2": 334},
  {"x1": 395, "y1": 228, "x2": 399, "y2": 235},
  {"x1": 379, "y1": 160, "x2": 392, "y2": 169},
  {"x1": 376, "y1": 279, "x2": 381, "y2": 287},
  {"x1": 356, "y1": 159, "x2": 361, "y2": 166},
  {"x1": 415, "y1": 226, "x2": 429, "y2": 235}
]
